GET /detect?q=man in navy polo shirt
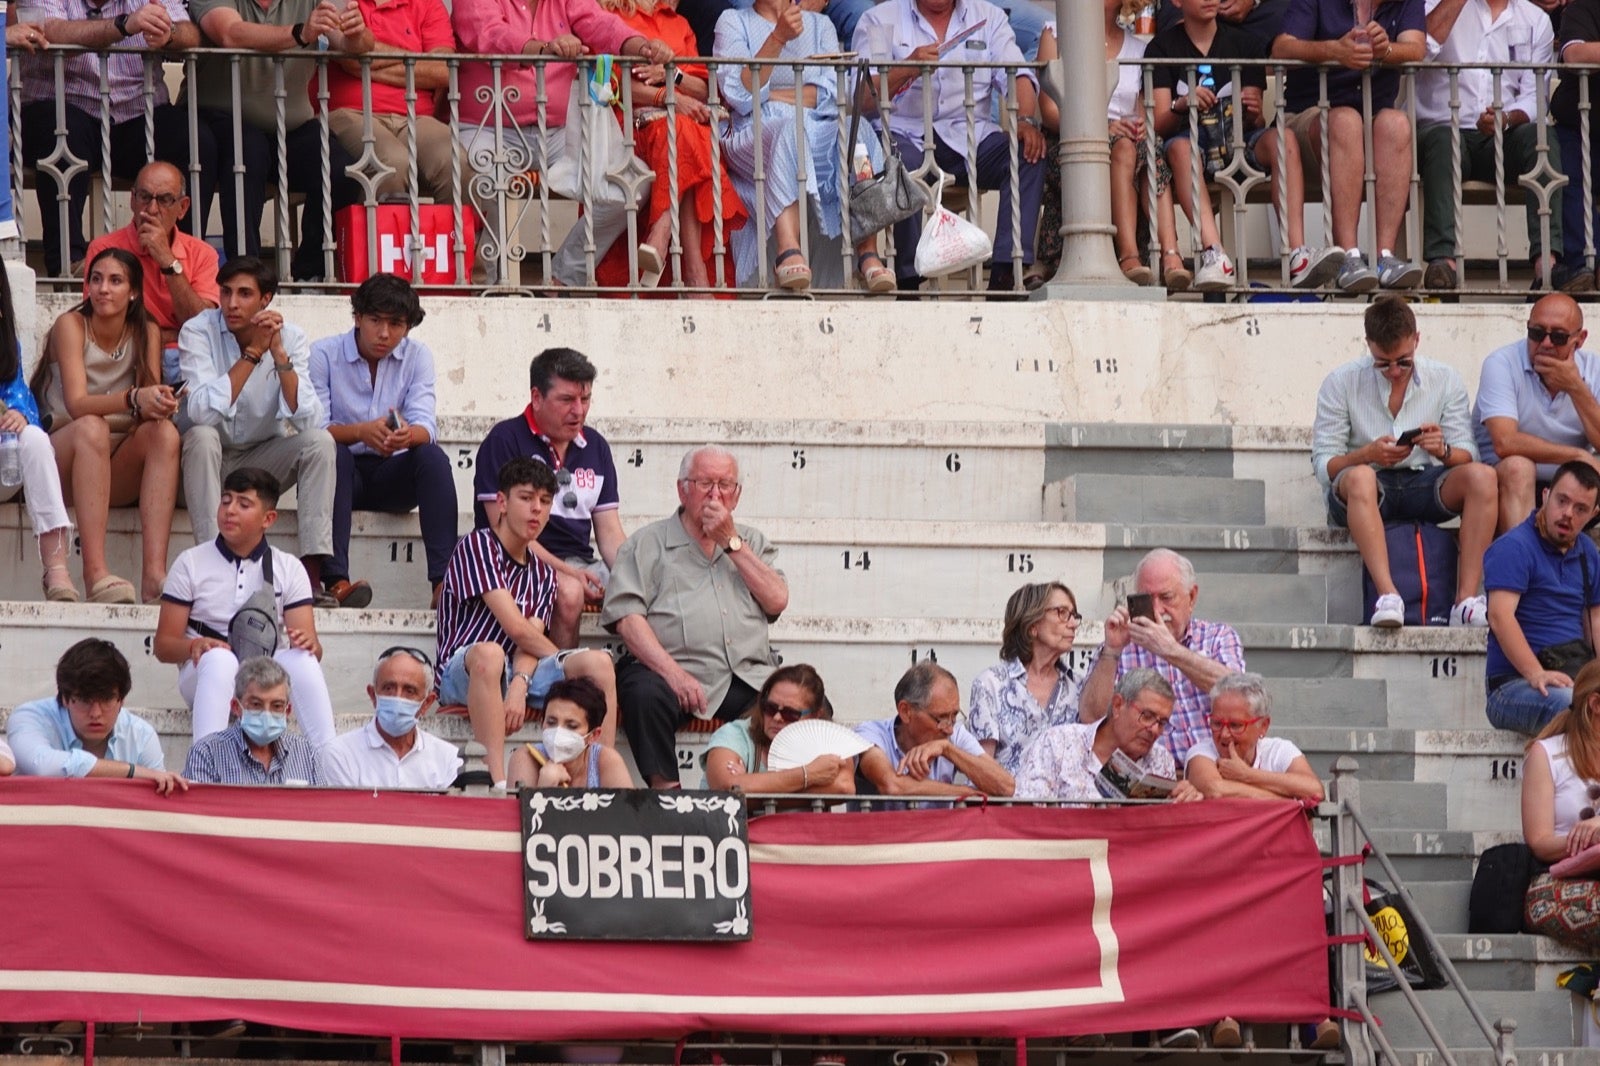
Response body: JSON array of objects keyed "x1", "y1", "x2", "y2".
[
  {"x1": 1484, "y1": 459, "x2": 1600, "y2": 734},
  {"x1": 473, "y1": 347, "x2": 623, "y2": 648},
  {"x1": 1272, "y1": 0, "x2": 1425, "y2": 293}
]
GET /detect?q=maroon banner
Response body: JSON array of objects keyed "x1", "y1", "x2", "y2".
[{"x1": 0, "y1": 780, "x2": 1329, "y2": 1040}]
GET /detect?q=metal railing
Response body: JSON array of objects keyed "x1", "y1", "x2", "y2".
[{"x1": 11, "y1": 46, "x2": 1594, "y2": 298}]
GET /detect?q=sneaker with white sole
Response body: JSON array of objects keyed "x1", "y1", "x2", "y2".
[
  {"x1": 1193, "y1": 246, "x2": 1235, "y2": 292},
  {"x1": 1450, "y1": 595, "x2": 1489, "y2": 627},
  {"x1": 1377, "y1": 249, "x2": 1423, "y2": 289},
  {"x1": 1337, "y1": 251, "x2": 1379, "y2": 293},
  {"x1": 1370, "y1": 593, "x2": 1405, "y2": 627},
  {"x1": 1290, "y1": 245, "x2": 1343, "y2": 289}
]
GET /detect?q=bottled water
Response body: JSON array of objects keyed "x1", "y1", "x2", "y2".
[{"x1": 0, "y1": 432, "x2": 21, "y2": 488}]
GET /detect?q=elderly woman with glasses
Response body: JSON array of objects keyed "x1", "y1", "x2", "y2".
[
  {"x1": 1522, "y1": 660, "x2": 1600, "y2": 951},
  {"x1": 1183, "y1": 671, "x2": 1323, "y2": 802},
  {"x1": 969, "y1": 582, "x2": 1087, "y2": 776},
  {"x1": 700, "y1": 663, "x2": 854, "y2": 793}
]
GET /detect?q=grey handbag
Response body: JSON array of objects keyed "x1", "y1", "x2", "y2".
[{"x1": 846, "y1": 63, "x2": 928, "y2": 244}]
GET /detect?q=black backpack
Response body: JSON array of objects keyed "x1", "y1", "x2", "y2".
[{"x1": 1468, "y1": 842, "x2": 1548, "y2": 934}]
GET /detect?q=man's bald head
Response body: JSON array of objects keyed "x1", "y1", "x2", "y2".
[
  {"x1": 136, "y1": 162, "x2": 185, "y2": 197},
  {"x1": 1531, "y1": 292, "x2": 1585, "y2": 334}
]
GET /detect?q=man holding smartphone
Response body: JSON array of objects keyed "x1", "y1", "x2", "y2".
[
  {"x1": 1312, "y1": 296, "x2": 1497, "y2": 627},
  {"x1": 309, "y1": 273, "x2": 454, "y2": 608}
]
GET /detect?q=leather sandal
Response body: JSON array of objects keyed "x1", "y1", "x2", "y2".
[
  {"x1": 775, "y1": 247, "x2": 812, "y2": 291},
  {"x1": 1119, "y1": 253, "x2": 1154, "y2": 286},
  {"x1": 855, "y1": 252, "x2": 895, "y2": 294},
  {"x1": 1162, "y1": 249, "x2": 1192, "y2": 292}
]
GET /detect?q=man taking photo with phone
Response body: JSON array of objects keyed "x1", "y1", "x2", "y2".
[{"x1": 1311, "y1": 296, "x2": 1497, "y2": 628}]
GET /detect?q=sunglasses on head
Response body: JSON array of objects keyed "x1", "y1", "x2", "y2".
[
  {"x1": 378, "y1": 645, "x2": 433, "y2": 670},
  {"x1": 554, "y1": 468, "x2": 577, "y2": 509}
]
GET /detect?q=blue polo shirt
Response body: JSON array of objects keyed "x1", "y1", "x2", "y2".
[
  {"x1": 1280, "y1": 0, "x2": 1423, "y2": 113},
  {"x1": 471, "y1": 408, "x2": 620, "y2": 563},
  {"x1": 1472, "y1": 339, "x2": 1600, "y2": 481},
  {"x1": 1484, "y1": 513, "x2": 1600, "y2": 678}
]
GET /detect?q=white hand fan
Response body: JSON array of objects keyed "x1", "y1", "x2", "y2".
[{"x1": 766, "y1": 719, "x2": 872, "y2": 770}]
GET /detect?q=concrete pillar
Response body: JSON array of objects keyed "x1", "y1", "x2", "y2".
[{"x1": 1034, "y1": 0, "x2": 1155, "y2": 300}]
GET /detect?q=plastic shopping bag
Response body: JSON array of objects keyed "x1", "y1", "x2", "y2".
[{"x1": 913, "y1": 182, "x2": 993, "y2": 278}]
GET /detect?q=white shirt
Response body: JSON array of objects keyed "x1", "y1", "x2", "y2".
[
  {"x1": 853, "y1": 0, "x2": 1036, "y2": 148},
  {"x1": 1108, "y1": 29, "x2": 1148, "y2": 123},
  {"x1": 179, "y1": 308, "x2": 321, "y2": 447},
  {"x1": 1418, "y1": 0, "x2": 1554, "y2": 126},
  {"x1": 1184, "y1": 734, "x2": 1306, "y2": 773},
  {"x1": 1014, "y1": 719, "x2": 1177, "y2": 801},
  {"x1": 321, "y1": 719, "x2": 464, "y2": 789},
  {"x1": 161, "y1": 536, "x2": 316, "y2": 638}
]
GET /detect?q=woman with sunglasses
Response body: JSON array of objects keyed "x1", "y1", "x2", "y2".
[
  {"x1": 507, "y1": 676, "x2": 633, "y2": 789},
  {"x1": 701, "y1": 663, "x2": 855, "y2": 793},
  {"x1": 968, "y1": 582, "x2": 1087, "y2": 776},
  {"x1": 1521, "y1": 660, "x2": 1600, "y2": 951}
]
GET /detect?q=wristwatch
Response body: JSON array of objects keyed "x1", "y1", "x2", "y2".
[
  {"x1": 726, "y1": 534, "x2": 743, "y2": 553},
  {"x1": 161, "y1": 260, "x2": 183, "y2": 277},
  {"x1": 511, "y1": 671, "x2": 535, "y2": 688}
]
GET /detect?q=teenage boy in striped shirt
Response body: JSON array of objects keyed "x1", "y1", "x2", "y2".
[{"x1": 434, "y1": 457, "x2": 619, "y2": 789}]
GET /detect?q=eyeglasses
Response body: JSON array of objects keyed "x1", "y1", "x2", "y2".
[
  {"x1": 378, "y1": 645, "x2": 433, "y2": 670},
  {"x1": 682, "y1": 477, "x2": 740, "y2": 494},
  {"x1": 130, "y1": 189, "x2": 181, "y2": 209},
  {"x1": 1372, "y1": 358, "x2": 1414, "y2": 372},
  {"x1": 760, "y1": 698, "x2": 814, "y2": 724},
  {"x1": 1528, "y1": 325, "x2": 1575, "y2": 346},
  {"x1": 1132, "y1": 707, "x2": 1170, "y2": 731},
  {"x1": 1045, "y1": 605, "x2": 1083, "y2": 623},
  {"x1": 554, "y1": 468, "x2": 577, "y2": 509},
  {"x1": 1210, "y1": 715, "x2": 1265, "y2": 735},
  {"x1": 241, "y1": 699, "x2": 290, "y2": 714},
  {"x1": 917, "y1": 707, "x2": 962, "y2": 731}
]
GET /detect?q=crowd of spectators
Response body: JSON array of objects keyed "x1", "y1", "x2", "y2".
[{"x1": 21, "y1": 0, "x2": 1598, "y2": 294}]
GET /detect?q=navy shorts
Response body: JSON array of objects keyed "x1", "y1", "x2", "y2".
[{"x1": 1326, "y1": 465, "x2": 1458, "y2": 528}]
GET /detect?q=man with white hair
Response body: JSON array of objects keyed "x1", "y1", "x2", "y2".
[
  {"x1": 601, "y1": 445, "x2": 789, "y2": 788},
  {"x1": 1079, "y1": 548, "x2": 1245, "y2": 765},
  {"x1": 322, "y1": 646, "x2": 463, "y2": 789}
]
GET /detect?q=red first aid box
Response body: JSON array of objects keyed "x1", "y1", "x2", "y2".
[{"x1": 335, "y1": 204, "x2": 477, "y2": 285}]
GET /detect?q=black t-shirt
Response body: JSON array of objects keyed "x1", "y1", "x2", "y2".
[
  {"x1": 1144, "y1": 19, "x2": 1268, "y2": 105},
  {"x1": 1553, "y1": 0, "x2": 1600, "y2": 129}
]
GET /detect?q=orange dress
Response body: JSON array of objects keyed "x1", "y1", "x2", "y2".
[{"x1": 595, "y1": 5, "x2": 748, "y2": 291}]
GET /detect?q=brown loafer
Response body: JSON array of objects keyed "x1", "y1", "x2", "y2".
[{"x1": 325, "y1": 578, "x2": 373, "y2": 608}]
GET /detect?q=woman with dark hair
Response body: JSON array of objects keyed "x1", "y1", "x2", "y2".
[
  {"x1": 701, "y1": 663, "x2": 855, "y2": 793},
  {"x1": 0, "y1": 263, "x2": 76, "y2": 602},
  {"x1": 33, "y1": 246, "x2": 180, "y2": 604},
  {"x1": 507, "y1": 676, "x2": 633, "y2": 789},
  {"x1": 1522, "y1": 660, "x2": 1600, "y2": 951},
  {"x1": 968, "y1": 581, "x2": 1085, "y2": 775}
]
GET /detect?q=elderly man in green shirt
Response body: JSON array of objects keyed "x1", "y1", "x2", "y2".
[{"x1": 600, "y1": 445, "x2": 788, "y2": 788}]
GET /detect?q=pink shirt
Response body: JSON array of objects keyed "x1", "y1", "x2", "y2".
[{"x1": 452, "y1": 0, "x2": 635, "y2": 128}]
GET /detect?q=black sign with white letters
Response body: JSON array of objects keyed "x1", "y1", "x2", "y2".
[{"x1": 520, "y1": 788, "x2": 752, "y2": 941}]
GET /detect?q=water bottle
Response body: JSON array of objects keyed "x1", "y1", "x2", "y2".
[
  {"x1": 0, "y1": 432, "x2": 22, "y2": 489},
  {"x1": 1196, "y1": 64, "x2": 1225, "y2": 173}
]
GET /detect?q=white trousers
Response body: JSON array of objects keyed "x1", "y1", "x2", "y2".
[
  {"x1": 0, "y1": 424, "x2": 72, "y2": 535},
  {"x1": 179, "y1": 645, "x2": 336, "y2": 748}
]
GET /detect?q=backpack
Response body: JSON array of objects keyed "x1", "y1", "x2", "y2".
[
  {"x1": 197, "y1": 542, "x2": 281, "y2": 661},
  {"x1": 1468, "y1": 842, "x2": 1548, "y2": 934},
  {"x1": 1362, "y1": 522, "x2": 1458, "y2": 626}
]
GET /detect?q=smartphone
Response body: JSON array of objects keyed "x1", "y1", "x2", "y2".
[
  {"x1": 1396, "y1": 427, "x2": 1423, "y2": 447},
  {"x1": 385, "y1": 408, "x2": 403, "y2": 431},
  {"x1": 1126, "y1": 593, "x2": 1157, "y2": 622},
  {"x1": 171, "y1": 380, "x2": 190, "y2": 400}
]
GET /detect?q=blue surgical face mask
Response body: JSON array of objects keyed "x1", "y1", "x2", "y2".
[
  {"x1": 374, "y1": 695, "x2": 422, "y2": 737},
  {"x1": 240, "y1": 708, "x2": 288, "y2": 746}
]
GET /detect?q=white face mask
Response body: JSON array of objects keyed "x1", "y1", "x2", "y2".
[{"x1": 542, "y1": 725, "x2": 589, "y2": 763}]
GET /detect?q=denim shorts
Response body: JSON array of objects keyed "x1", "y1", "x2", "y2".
[
  {"x1": 1327, "y1": 465, "x2": 1457, "y2": 528},
  {"x1": 438, "y1": 645, "x2": 569, "y2": 708},
  {"x1": 1164, "y1": 124, "x2": 1270, "y2": 169}
]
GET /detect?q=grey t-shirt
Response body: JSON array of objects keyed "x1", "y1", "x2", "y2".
[{"x1": 188, "y1": 0, "x2": 320, "y2": 131}]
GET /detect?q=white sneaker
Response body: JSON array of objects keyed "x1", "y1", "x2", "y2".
[
  {"x1": 1370, "y1": 593, "x2": 1405, "y2": 628},
  {"x1": 1193, "y1": 246, "x2": 1235, "y2": 292},
  {"x1": 1450, "y1": 595, "x2": 1489, "y2": 628},
  {"x1": 1290, "y1": 245, "x2": 1344, "y2": 289}
]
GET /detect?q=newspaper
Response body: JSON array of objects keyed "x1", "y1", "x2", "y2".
[{"x1": 1095, "y1": 749, "x2": 1178, "y2": 800}]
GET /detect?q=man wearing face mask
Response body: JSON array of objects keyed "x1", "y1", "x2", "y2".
[
  {"x1": 321, "y1": 647, "x2": 463, "y2": 789},
  {"x1": 183, "y1": 656, "x2": 322, "y2": 785}
]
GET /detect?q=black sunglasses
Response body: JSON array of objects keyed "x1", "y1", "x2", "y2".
[
  {"x1": 1529, "y1": 325, "x2": 1575, "y2": 346},
  {"x1": 379, "y1": 645, "x2": 433, "y2": 670}
]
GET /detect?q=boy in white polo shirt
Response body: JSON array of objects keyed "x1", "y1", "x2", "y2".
[{"x1": 153, "y1": 466, "x2": 335, "y2": 746}]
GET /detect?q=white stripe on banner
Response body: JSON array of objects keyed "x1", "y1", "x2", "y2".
[
  {"x1": 0, "y1": 804, "x2": 520, "y2": 852},
  {"x1": 0, "y1": 965, "x2": 1124, "y2": 1014},
  {"x1": 750, "y1": 840, "x2": 1106, "y2": 864}
]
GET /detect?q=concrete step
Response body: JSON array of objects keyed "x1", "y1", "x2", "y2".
[
  {"x1": 1406, "y1": 879, "x2": 1474, "y2": 936},
  {"x1": 1262, "y1": 678, "x2": 1389, "y2": 728},
  {"x1": 1433, "y1": 933, "x2": 1594, "y2": 992},
  {"x1": 1344, "y1": 780, "x2": 1450, "y2": 832},
  {"x1": 1309, "y1": 826, "x2": 1514, "y2": 884},
  {"x1": 1374, "y1": 990, "x2": 1579, "y2": 1049},
  {"x1": 1047, "y1": 473, "x2": 1267, "y2": 526}
]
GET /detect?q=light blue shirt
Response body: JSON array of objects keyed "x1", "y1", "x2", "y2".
[
  {"x1": 6, "y1": 696, "x2": 165, "y2": 778},
  {"x1": 308, "y1": 331, "x2": 439, "y2": 457},
  {"x1": 1473, "y1": 339, "x2": 1600, "y2": 480},
  {"x1": 853, "y1": 714, "x2": 985, "y2": 786},
  {"x1": 1312, "y1": 354, "x2": 1478, "y2": 488},
  {"x1": 179, "y1": 308, "x2": 320, "y2": 446}
]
